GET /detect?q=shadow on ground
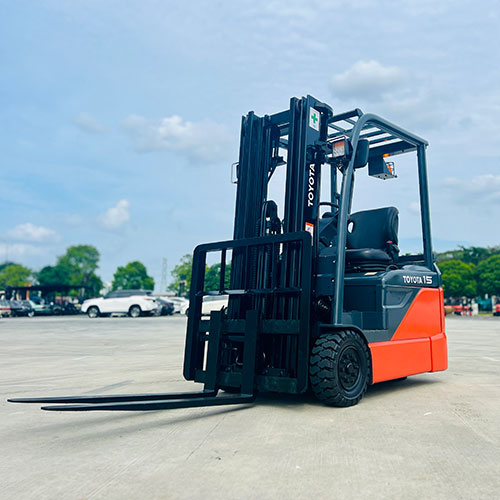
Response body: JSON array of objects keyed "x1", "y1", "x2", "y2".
[{"x1": 20, "y1": 375, "x2": 442, "y2": 443}]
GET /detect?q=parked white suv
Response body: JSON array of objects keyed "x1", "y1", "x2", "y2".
[{"x1": 81, "y1": 290, "x2": 158, "y2": 318}]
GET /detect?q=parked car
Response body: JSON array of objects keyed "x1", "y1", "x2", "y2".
[
  {"x1": 29, "y1": 297, "x2": 55, "y2": 316},
  {"x1": 185, "y1": 295, "x2": 229, "y2": 317},
  {"x1": 0, "y1": 300, "x2": 11, "y2": 317},
  {"x1": 104, "y1": 289, "x2": 153, "y2": 298},
  {"x1": 9, "y1": 300, "x2": 35, "y2": 317},
  {"x1": 162, "y1": 296, "x2": 188, "y2": 314},
  {"x1": 155, "y1": 298, "x2": 175, "y2": 316},
  {"x1": 494, "y1": 304, "x2": 500, "y2": 317},
  {"x1": 51, "y1": 302, "x2": 80, "y2": 315},
  {"x1": 81, "y1": 292, "x2": 159, "y2": 318}
]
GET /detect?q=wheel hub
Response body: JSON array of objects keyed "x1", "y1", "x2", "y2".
[{"x1": 338, "y1": 347, "x2": 361, "y2": 390}]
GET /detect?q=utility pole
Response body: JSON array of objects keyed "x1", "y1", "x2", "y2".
[{"x1": 160, "y1": 257, "x2": 167, "y2": 293}]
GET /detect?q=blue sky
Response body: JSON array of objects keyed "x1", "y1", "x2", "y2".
[{"x1": 1, "y1": 0, "x2": 499, "y2": 288}]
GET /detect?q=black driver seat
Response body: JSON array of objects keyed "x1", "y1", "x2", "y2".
[{"x1": 346, "y1": 207, "x2": 399, "y2": 271}]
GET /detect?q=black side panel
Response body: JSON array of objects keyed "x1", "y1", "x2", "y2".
[{"x1": 342, "y1": 267, "x2": 438, "y2": 342}]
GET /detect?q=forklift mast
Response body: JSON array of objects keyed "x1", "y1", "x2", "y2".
[{"x1": 184, "y1": 96, "x2": 331, "y2": 394}]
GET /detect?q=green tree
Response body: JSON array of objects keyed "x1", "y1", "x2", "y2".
[
  {"x1": 57, "y1": 245, "x2": 102, "y2": 296},
  {"x1": 57, "y1": 245, "x2": 99, "y2": 284},
  {"x1": 477, "y1": 255, "x2": 500, "y2": 296},
  {"x1": 440, "y1": 260, "x2": 477, "y2": 298},
  {"x1": 437, "y1": 245, "x2": 500, "y2": 265},
  {"x1": 204, "y1": 263, "x2": 231, "y2": 292},
  {"x1": 169, "y1": 254, "x2": 193, "y2": 294},
  {"x1": 0, "y1": 264, "x2": 32, "y2": 288},
  {"x1": 0, "y1": 261, "x2": 18, "y2": 272},
  {"x1": 459, "y1": 246, "x2": 496, "y2": 265},
  {"x1": 112, "y1": 261, "x2": 155, "y2": 290},
  {"x1": 37, "y1": 265, "x2": 71, "y2": 286},
  {"x1": 36, "y1": 245, "x2": 103, "y2": 297}
]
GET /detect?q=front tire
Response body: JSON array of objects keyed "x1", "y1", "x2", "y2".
[
  {"x1": 309, "y1": 331, "x2": 370, "y2": 407},
  {"x1": 129, "y1": 305, "x2": 141, "y2": 318},
  {"x1": 87, "y1": 306, "x2": 100, "y2": 318}
]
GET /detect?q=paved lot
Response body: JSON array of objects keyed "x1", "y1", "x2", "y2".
[{"x1": 1, "y1": 315, "x2": 499, "y2": 500}]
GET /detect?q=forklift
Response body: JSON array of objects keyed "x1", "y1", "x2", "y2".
[{"x1": 9, "y1": 95, "x2": 447, "y2": 411}]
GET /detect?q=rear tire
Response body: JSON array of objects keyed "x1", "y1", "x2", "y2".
[
  {"x1": 129, "y1": 305, "x2": 141, "y2": 318},
  {"x1": 309, "y1": 331, "x2": 370, "y2": 407},
  {"x1": 220, "y1": 386, "x2": 240, "y2": 394},
  {"x1": 87, "y1": 306, "x2": 100, "y2": 318}
]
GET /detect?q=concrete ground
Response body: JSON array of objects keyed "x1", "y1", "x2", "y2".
[{"x1": 1, "y1": 315, "x2": 499, "y2": 500}]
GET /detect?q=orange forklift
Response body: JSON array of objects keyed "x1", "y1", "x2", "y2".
[{"x1": 10, "y1": 95, "x2": 447, "y2": 411}]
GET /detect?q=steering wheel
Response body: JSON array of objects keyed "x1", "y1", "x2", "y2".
[{"x1": 319, "y1": 201, "x2": 339, "y2": 218}]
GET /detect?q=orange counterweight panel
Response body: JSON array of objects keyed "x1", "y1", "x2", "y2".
[
  {"x1": 392, "y1": 288, "x2": 443, "y2": 341},
  {"x1": 369, "y1": 337, "x2": 431, "y2": 383},
  {"x1": 430, "y1": 332, "x2": 448, "y2": 372},
  {"x1": 369, "y1": 287, "x2": 447, "y2": 383}
]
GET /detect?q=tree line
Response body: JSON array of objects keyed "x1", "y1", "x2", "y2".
[
  {"x1": 0, "y1": 245, "x2": 155, "y2": 297},
  {"x1": 436, "y1": 246, "x2": 500, "y2": 298},
  {"x1": 171, "y1": 246, "x2": 500, "y2": 299},
  {"x1": 2, "y1": 244, "x2": 499, "y2": 300},
  {"x1": 169, "y1": 254, "x2": 230, "y2": 295}
]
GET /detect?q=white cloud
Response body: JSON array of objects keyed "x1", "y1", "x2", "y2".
[
  {"x1": 331, "y1": 60, "x2": 406, "y2": 100},
  {"x1": 122, "y1": 114, "x2": 233, "y2": 163},
  {"x1": 0, "y1": 243, "x2": 47, "y2": 260},
  {"x1": 73, "y1": 112, "x2": 105, "y2": 134},
  {"x1": 408, "y1": 202, "x2": 420, "y2": 215},
  {"x1": 99, "y1": 199, "x2": 130, "y2": 230},
  {"x1": 330, "y1": 62, "x2": 449, "y2": 131},
  {"x1": 443, "y1": 174, "x2": 500, "y2": 204},
  {"x1": 7, "y1": 223, "x2": 59, "y2": 243}
]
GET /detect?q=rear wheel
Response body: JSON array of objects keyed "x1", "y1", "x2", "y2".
[
  {"x1": 87, "y1": 306, "x2": 100, "y2": 318},
  {"x1": 27, "y1": 310, "x2": 35, "y2": 318},
  {"x1": 309, "y1": 331, "x2": 370, "y2": 407},
  {"x1": 129, "y1": 305, "x2": 141, "y2": 318}
]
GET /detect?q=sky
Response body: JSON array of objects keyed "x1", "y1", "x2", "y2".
[{"x1": 1, "y1": 0, "x2": 499, "y2": 289}]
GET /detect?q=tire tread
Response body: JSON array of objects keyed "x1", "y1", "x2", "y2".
[{"x1": 309, "y1": 331, "x2": 371, "y2": 407}]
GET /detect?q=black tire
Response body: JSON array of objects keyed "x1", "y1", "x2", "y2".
[
  {"x1": 185, "y1": 308, "x2": 189, "y2": 317},
  {"x1": 129, "y1": 305, "x2": 141, "y2": 318},
  {"x1": 309, "y1": 331, "x2": 371, "y2": 407},
  {"x1": 27, "y1": 310, "x2": 35, "y2": 318},
  {"x1": 220, "y1": 386, "x2": 240, "y2": 394},
  {"x1": 87, "y1": 306, "x2": 100, "y2": 318}
]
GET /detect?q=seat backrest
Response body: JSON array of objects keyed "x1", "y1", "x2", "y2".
[{"x1": 346, "y1": 207, "x2": 399, "y2": 250}]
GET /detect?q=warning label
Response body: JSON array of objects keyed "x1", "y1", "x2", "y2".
[{"x1": 305, "y1": 222, "x2": 314, "y2": 238}]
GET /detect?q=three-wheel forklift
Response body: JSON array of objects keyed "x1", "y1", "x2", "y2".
[{"x1": 10, "y1": 95, "x2": 447, "y2": 411}]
